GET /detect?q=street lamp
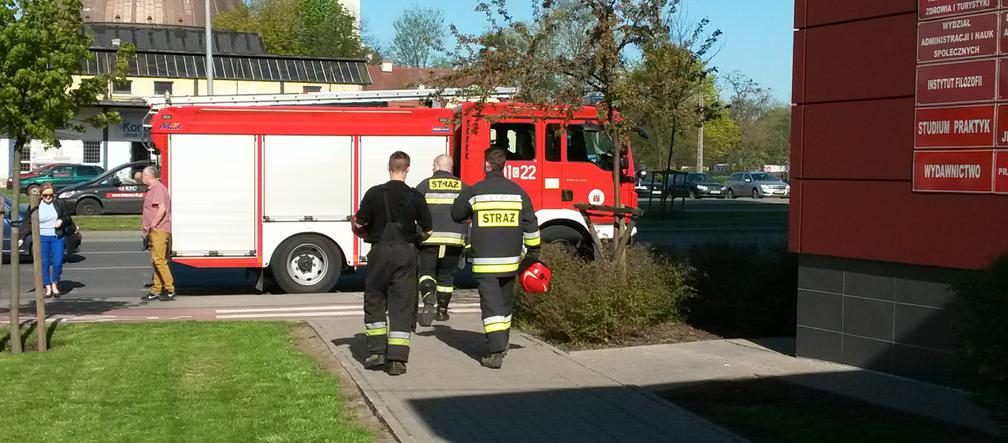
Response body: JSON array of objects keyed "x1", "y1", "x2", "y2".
[{"x1": 205, "y1": 0, "x2": 214, "y2": 95}]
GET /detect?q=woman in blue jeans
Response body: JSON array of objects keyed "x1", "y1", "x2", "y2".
[{"x1": 36, "y1": 183, "x2": 72, "y2": 298}]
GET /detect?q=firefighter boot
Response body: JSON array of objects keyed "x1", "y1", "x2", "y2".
[
  {"x1": 480, "y1": 351, "x2": 506, "y2": 369},
  {"x1": 364, "y1": 353, "x2": 386, "y2": 370},
  {"x1": 418, "y1": 278, "x2": 437, "y2": 327},
  {"x1": 386, "y1": 361, "x2": 407, "y2": 376},
  {"x1": 435, "y1": 293, "x2": 451, "y2": 321}
]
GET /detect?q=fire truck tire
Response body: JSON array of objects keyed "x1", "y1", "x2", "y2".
[
  {"x1": 270, "y1": 234, "x2": 343, "y2": 294},
  {"x1": 542, "y1": 225, "x2": 589, "y2": 258},
  {"x1": 75, "y1": 199, "x2": 103, "y2": 216}
]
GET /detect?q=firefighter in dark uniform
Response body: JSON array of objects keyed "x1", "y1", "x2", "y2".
[
  {"x1": 353, "y1": 151, "x2": 432, "y2": 376},
  {"x1": 415, "y1": 154, "x2": 468, "y2": 326},
  {"x1": 452, "y1": 148, "x2": 541, "y2": 369}
]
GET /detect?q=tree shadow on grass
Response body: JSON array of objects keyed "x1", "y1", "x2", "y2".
[{"x1": 0, "y1": 318, "x2": 59, "y2": 353}]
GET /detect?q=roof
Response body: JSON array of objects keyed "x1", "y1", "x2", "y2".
[
  {"x1": 81, "y1": 0, "x2": 243, "y2": 27},
  {"x1": 87, "y1": 23, "x2": 267, "y2": 55},
  {"x1": 364, "y1": 64, "x2": 457, "y2": 90},
  {"x1": 81, "y1": 24, "x2": 372, "y2": 85}
]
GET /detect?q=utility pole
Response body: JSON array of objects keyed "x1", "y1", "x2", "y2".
[
  {"x1": 697, "y1": 88, "x2": 704, "y2": 172},
  {"x1": 205, "y1": 0, "x2": 214, "y2": 95}
]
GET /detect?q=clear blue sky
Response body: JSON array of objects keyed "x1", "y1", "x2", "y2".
[{"x1": 361, "y1": 1, "x2": 794, "y2": 102}]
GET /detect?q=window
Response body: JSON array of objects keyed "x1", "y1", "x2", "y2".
[
  {"x1": 51, "y1": 166, "x2": 73, "y2": 178},
  {"x1": 489, "y1": 123, "x2": 536, "y2": 161},
  {"x1": 545, "y1": 124, "x2": 561, "y2": 162},
  {"x1": 751, "y1": 173, "x2": 774, "y2": 181},
  {"x1": 567, "y1": 124, "x2": 614, "y2": 170},
  {"x1": 112, "y1": 79, "x2": 132, "y2": 95},
  {"x1": 154, "y1": 81, "x2": 173, "y2": 95},
  {"x1": 729, "y1": 173, "x2": 742, "y2": 181},
  {"x1": 83, "y1": 141, "x2": 101, "y2": 164},
  {"x1": 302, "y1": 85, "x2": 322, "y2": 93}
]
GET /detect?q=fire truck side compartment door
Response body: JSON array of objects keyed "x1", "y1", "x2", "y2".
[
  {"x1": 356, "y1": 135, "x2": 449, "y2": 262},
  {"x1": 263, "y1": 135, "x2": 353, "y2": 221},
  {"x1": 169, "y1": 134, "x2": 258, "y2": 257}
]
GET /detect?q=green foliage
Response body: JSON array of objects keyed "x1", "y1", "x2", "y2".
[
  {"x1": 515, "y1": 244, "x2": 691, "y2": 345},
  {"x1": 0, "y1": 0, "x2": 131, "y2": 148},
  {"x1": 214, "y1": 0, "x2": 366, "y2": 58},
  {"x1": 0, "y1": 322, "x2": 372, "y2": 441},
  {"x1": 389, "y1": 4, "x2": 447, "y2": 68},
  {"x1": 681, "y1": 242, "x2": 796, "y2": 337},
  {"x1": 720, "y1": 72, "x2": 791, "y2": 170},
  {"x1": 951, "y1": 255, "x2": 1008, "y2": 422}
]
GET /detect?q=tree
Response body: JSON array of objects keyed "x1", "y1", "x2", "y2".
[
  {"x1": 0, "y1": 0, "x2": 131, "y2": 353},
  {"x1": 441, "y1": 0, "x2": 704, "y2": 263},
  {"x1": 722, "y1": 71, "x2": 790, "y2": 170},
  {"x1": 215, "y1": 0, "x2": 366, "y2": 58},
  {"x1": 389, "y1": 4, "x2": 447, "y2": 68}
]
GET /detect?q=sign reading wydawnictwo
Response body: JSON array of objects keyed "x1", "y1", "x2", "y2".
[
  {"x1": 919, "y1": 0, "x2": 998, "y2": 20},
  {"x1": 916, "y1": 59, "x2": 997, "y2": 105},
  {"x1": 913, "y1": 150, "x2": 995, "y2": 192},
  {"x1": 915, "y1": 104, "x2": 996, "y2": 148},
  {"x1": 918, "y1": 12, "x2": 998, "y2": 63}
]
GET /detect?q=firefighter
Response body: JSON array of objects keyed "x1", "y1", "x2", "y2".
[
  {"x1": 415, "y1": 154, "x2": 468, "y2": 326},
  {"x1": 451, "y1": 148, "x2": 541, "y2": 369},
  {"x1": 353, "y1": 151, "x2": 433, "y2": 376}
]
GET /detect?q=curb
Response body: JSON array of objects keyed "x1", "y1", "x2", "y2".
[{"x1": 308, "y1": 319, "x2": 409, "y2": 443}]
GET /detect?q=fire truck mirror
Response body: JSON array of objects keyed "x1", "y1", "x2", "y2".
[{"x1": 636, "y1": 127, "x2": 650, "y2": 140}]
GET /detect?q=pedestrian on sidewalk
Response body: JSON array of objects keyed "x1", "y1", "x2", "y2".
[
  {"x1": 414, "y1": 154, "x2": 468, "y2": 326},
  {"x1": 451, "y1": 148, "x2": 541, "y2": 369},
  {"x1": 30, "y1": 183, "x2": 74, "y2": 298},
  {"x1": 354, "y1": 151, "x2": 432, "y2": 376},
  {"x1": 141, "y1": 166, "x2": 175, "y2": 302}
]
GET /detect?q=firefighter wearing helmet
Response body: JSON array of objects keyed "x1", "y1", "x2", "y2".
[
  {"x1": 451, "y1": 147, "x2": 541, "y2": 369},
  {"x1": 414, "y1": 154, "x2": 468, "y2": 326}
]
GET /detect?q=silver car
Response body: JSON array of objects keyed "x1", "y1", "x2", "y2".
[{"x1": 725, "y1": 172, "x2": 790, "y2": 199}]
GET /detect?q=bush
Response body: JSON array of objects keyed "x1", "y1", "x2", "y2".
[
  {"x1": 951, "y1": 255, "x2": 1008, "y2": 423},
  {"x1": 682, "y1": 242, "x2": 796, "y2": 338},
  {"x1": 515, "y1": 244, "x2": 691, "y2": 345}
]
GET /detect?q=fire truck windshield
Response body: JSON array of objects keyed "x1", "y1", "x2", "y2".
[{"x1": 568, "y1": 125, "x2": 615, "y2": 171}]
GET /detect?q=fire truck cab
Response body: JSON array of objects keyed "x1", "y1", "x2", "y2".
[{"x1": 148, "y1": 102, "x2": 636, "y2": 293}]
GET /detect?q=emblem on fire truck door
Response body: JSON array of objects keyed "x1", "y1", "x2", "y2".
[{"x1": 588, "y1": 189, "x2": 605, "y2": 205}]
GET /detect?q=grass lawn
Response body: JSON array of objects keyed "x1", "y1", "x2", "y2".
[
  {"x1": 663, "y1": 378, "x2": 1003, "y2": 443},
  {"x1": 75, "y1": 215, "x2": 141, "y2": 231},
  {"x1": 0, "y1": 321, "x2": 374, "y2": 442}
]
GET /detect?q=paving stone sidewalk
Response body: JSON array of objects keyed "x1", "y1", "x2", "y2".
[{"x1": 311, "y1": 315, "x2": 748, "y2": 443}]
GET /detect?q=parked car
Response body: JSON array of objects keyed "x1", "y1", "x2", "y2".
[
  {"x1": 57, "y1": 161, "x2": 150, "y2": 215},
  {"x1": 6, "y1": 163, "x2": 105, "y2": 196},
  {"x1": 635, "y1": 174, "x2": 664, "y2": 198},
  {"x1": 669, "y1": 172, "x2": 727, "y2": 199},
  {"x1": 2, "y1": 196, "x2": 82, "y2": 257},
  {"x1": 725, "y1": 171, "x2": 790, "y2": 199}
]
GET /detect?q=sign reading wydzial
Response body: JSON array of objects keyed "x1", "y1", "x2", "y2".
[{"x1": 914, "y1": 0, "x2": 1004, "y2": 193}]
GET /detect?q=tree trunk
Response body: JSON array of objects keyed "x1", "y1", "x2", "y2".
[
  {"x1": 607, "y1": 109, "x2": 627, "y2": 267},
  {"x1": 30, "y1": 190, "x2": 47, "y2": 352},
  {"x1": 8, "y1": 140, "x2": 23, "y2": 353},
  {"x1": 662, "y1": 115, "x2": 679, "y2": 211}
]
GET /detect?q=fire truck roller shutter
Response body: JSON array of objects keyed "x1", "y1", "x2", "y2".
[
  {"x1": 169, "y1": 134, "x2": 258, "y2": 257},
  {"x1": 262, "y1": 136, "x2": 353, "y2": 222},
  {"x1": 356, "y1": 135, "x2": 449, "y2": 263}
]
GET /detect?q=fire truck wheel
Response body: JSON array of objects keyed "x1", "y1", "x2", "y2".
[
  {"x1": 75, "y1": 199, "x2": 103, "y2": 216},
  {"x1": 542, "y1": 225, "x2": 589, "y2": 258},
  {"x1": 271, "y1": 234, "x2": 342, "y2": 294}
]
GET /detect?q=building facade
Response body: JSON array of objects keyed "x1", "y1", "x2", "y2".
[{"x1": 791, "y1": 0, "x2": 1008, "y2": 384}]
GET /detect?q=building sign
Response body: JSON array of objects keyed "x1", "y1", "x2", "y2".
[
  {"x1": 915, "y1": 2, "x2": 1006, "y2": 194},
  {"x1": 917, "y1": 12, "x2": 998, "y2": 63},
  {"x1": 108, "y1": 111, "x2": 147, "y2": 142},
  {"x1": 919, "y1": 0, "x2": 998, "y2": 20},
  {"x1": 913, "y1": 150, "x2": 994, "y2": 192},
  {"x1": 996, "y1": 150, "x2": 1008, "y2": 192},
  {"x1": 916, "y1": 59, "x2": 997, "y2": 105},
  {"x1": 915, "y1": 104, "x2": 995, "y2": 147}
]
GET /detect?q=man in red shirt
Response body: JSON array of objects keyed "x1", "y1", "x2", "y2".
[{"x1": 141, "y1": 166, "x2": 175, "y2": 301}]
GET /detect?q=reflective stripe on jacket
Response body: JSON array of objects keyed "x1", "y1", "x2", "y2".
[{"x1": 415, "y1": 171, "x2": 469, "y2": 246}]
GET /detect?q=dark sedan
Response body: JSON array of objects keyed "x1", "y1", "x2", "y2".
[
  {"x1": 57, "y1": 161, "x2": 150, "y2": 215},
  {"x1": 2, "y1": 196, "x2": 82, "y2": 257}
]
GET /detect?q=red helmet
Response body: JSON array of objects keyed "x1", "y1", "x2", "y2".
[{"x1": 519, "y1": 259, "x2": 552, "y2": 294}]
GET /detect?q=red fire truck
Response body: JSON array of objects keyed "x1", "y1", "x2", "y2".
[{"x1": 148, "y1": 98, "x2": 637, "y2": 293}]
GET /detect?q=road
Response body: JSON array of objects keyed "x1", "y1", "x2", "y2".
[{"x1": 0, "y1": 198, "x2": 788, "y2": 307}]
